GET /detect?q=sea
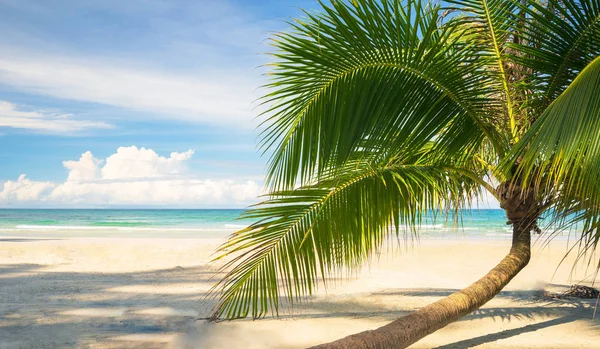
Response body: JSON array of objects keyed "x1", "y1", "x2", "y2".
[{"x1": 0, "y1": 209, "x2": 578, "y2": 240}]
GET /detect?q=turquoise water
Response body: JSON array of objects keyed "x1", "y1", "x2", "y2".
[
  {"x1": 0, "y1": 209, "x2": 576, "y2": 240},
  {"x1": 0, "y1": 209, "x2": 251, "y2": 238}
]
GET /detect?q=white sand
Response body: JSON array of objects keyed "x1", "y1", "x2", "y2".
[{"x1": 0, "y1": 236, "x2": 599, "y2": 348}]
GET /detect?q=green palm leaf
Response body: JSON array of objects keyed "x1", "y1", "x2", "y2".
[
  {"x1": 447, "y1": 0, "x2": 521, "y2": 139},
  {"x1": 260, "y1": 0, "x2": 503, "y2": 191},
  {"x1": 509, "y1": 0, "x2": 600, "y2": 114},
  {"x1": 210, "y1": 160, "x2": 481, "y2": 319},
  {"x1": 210, "y1": 0, "x2": 600, "y2": 345}
]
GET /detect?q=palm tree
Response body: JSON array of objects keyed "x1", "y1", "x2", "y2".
[{"x1": 210, "y1": 0, "x2": 600, "y2": 347}]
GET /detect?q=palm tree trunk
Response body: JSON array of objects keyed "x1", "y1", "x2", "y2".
[{"x1": 310, "y1": 215, "x2": 532, "y2": 349}]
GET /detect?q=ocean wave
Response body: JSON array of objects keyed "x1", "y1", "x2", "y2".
[
  {"x1": 13, "y1": 224, "x2": 241, "y2": 232},
  {"x1": 16, "y1": 225, "x2": 106, "y2": 230},
  {"x1": 223, "y1": 224, "x2": 248, "y2": 229}
]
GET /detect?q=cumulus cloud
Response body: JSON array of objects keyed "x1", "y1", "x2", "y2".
[
  {"x1": 0, "y1": 146, "x2": 261, "y2": 207},
  {"x1": 0, "y1": 175, "x2": 55, "y2": 202},
  {"x1": 63, "y1": 151, "x2": 103, "y2": 181},
  {"x1": 0, "y1": 100, "x2": 112, "y2": 132},
  {"x1": 100, "y1": 147, "x2": 194, "y2": 179}
]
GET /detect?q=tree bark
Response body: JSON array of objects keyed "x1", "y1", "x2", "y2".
[{"x1": 309, "y1": 214, "x2": 533, "y2": 349}]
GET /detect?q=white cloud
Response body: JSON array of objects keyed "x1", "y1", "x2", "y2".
[
  {"x1": 0, "y1": 0, "x2": 275, "y2": 128},
  {"x1": 0, "y1": 146, "x2": 262, "y2": 207},
  {"x1": 100, "y1": 146, "x2": 194, "y2": 180},
  {"x1": 63, "y1": 151, "x2": 103, "y2": 181},
  {"x1": 0, "y1": 100, "x2": 113, "y2": 132},
  {"x1": 0, "y1": 54, "x2": 258, "y2": 126},
  {"x1": 0, "y1": 174, "x2": 55, "y2": 202}
]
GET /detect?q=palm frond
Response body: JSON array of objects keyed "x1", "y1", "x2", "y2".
[
  {"x1": 260, "y1": 0, "x2": 503, "y2": 191},
  {"x1": 209, "y1": 161, "x2": 481, "y2": 319},
  {"x1": 509, "y1": 0, "x2": 600, "y2": 115},
  {"x1": 447, "y1": 0, "x2": 521, "y2": 139}
]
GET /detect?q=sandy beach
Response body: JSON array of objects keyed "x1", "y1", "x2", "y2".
[{"x1": 1, "y1": 236, "x2": 598, "y2": 349}]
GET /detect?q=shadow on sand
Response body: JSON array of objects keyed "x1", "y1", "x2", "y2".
[
  {"x1": 0, "y1": 263, "x2": 219, "y2": 348},
  {"x1": 0, "y1": 238, "x2": 62, "y2": 242},
  {"x1": 1, "y1": 265, "x2": 598, "y2": 348},
  {"x1": 433, "y1": 316, "x2": 578, "y2": 349}
]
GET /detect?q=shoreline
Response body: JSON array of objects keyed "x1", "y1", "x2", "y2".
[{"x1": 0, "y1": 231, "x2": 584, "y2": 244}]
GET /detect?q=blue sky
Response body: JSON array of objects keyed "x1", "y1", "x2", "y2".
[
  {"x1": 0, "y1": 0, "x2": 320, "y2": 208},
  {"x1": 0, "y1": 0, "x2": 500, "y2": 209}
]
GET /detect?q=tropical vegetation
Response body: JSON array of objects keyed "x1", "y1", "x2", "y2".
[{"x1": 210, "y1": 0, "x2": 600, "y2": 347}]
